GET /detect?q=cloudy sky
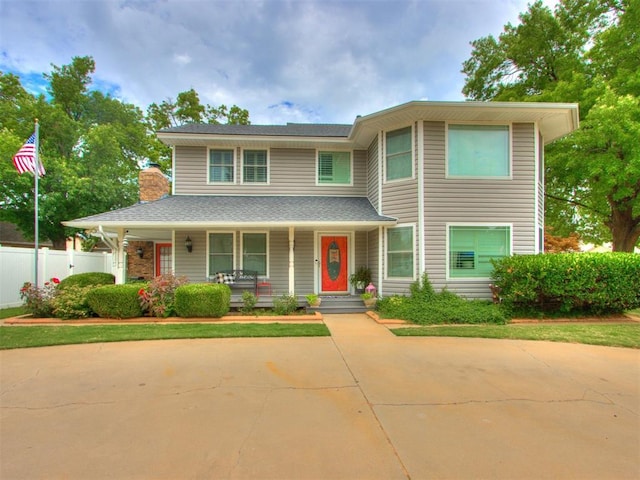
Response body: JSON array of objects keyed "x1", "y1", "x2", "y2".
[{"x1": 1, "y1": 0, "x2": 556, "y2": 125}]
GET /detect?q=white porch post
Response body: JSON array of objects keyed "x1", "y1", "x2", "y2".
[
  {"x1": 115, "y1": 228, "x2": 126, "y2": 284},
  {"x1": 288, "y1": 226, "x2": 295, "y2": 294}
]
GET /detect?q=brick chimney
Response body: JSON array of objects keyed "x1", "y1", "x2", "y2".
[{"x1": 139, "y1": 163, "x2": 169, "y2": 202}]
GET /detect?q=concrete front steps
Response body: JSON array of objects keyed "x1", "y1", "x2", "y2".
[{"x1": 308, "y1": 295, "x2": 368, "y2": 314}]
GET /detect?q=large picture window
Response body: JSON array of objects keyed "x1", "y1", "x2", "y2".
[
  {"x1": 448, "y1": 225, "x2": 511, "y2": 278},
  {"x1": 448, "y1": 124, "x2": 510, "y2": 177},
  {"x1": 209, "y1": 233, "x2": 234, "y2": 275},
  {"x1": 385, "y1": 127, "x2": 412, "y2": 181},
  {"x1": 318, "y1": 151, "x2": 351, "y2": 184},
  {"x1": 242, "y1": 233, "x2": 267, "y2": 275},
  {"x1": 209, "y1": 149, "x2": 234, "y2": 183},
  {"x1": 243, "y1": 150, "x2": 268, "y2": 183},
  {"x1": 386, "y1": 226, "x2": 414, "y2": 278}
]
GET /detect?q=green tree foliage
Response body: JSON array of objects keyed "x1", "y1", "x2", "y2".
[
  {"x1": 1, "y1": 57, "x2": 147, "y2": 249},
  {"x1": 146, "y1": 88, "x2": 250, "y2": 172},
  {"x1": 462, "y1": 0, "x2": 639, "y2": 251},
  {"x1": 2, "y1": 57, "x2": 251, "y2": 249}
]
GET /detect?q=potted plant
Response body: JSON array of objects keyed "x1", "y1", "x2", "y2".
[
  {"x1": 349, "y1": 266, "x2": 372, "y2": 293},
  {"x1": 305, "y1": 293, "x2": 322, "y2": 307},
  {"x1": 360, "y1": 292, "x2": 377, "y2": 308}
]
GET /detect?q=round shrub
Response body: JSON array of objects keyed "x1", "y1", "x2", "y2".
[
  {"x1": 86, "y1": 284, "x2": 143, "y2": 319},
  {"x1": 174, "y1": 283, "x2": 231, "y2": 318},
  {"x1": 58, "y1": 272, "x2": 115, "y2": 290},
  {"x1": 51, "y1": 285, "x2": 94, "y2": 319}
]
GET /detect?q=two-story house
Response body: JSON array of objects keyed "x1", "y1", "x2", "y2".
[{"x1": 65, "y1": 100, "x2": 579, "y2": 301}]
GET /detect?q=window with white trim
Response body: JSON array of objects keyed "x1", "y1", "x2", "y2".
[
  {"x1": 386, "y1": 226, "x2": 414, "y2": 278},
  {"x1": 448, "y1": 124, "x2": 510, "y2": 177},
  {"x1": 385, "y1": 126, "x2": 412, "y2": 181},
  {"x1": 242, "y1": 233, "x2": 267, "y2": 275},
  {"x1": 243, "y1": 150, "x2": 268, "y2": 183},
  {"x1": 209, "y1": 233, "x2": 234, "y2": 275},
  {"x1": 209, "y1": 149, "x2": 235, "y2": 183},
  {"x1": 448, "y1": 226, "x2": 510, "y2": 278},
  {"x1": 317, "y1": 151, "x2": 351, "y2": 184}
]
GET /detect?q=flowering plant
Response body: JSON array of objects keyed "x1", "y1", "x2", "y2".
[
  {"x1": 19, "y1": 277, "x2": 60, "y2": 317},
  {"x1": 138, "y1": 273, "x2": 188, "y2": 317}
]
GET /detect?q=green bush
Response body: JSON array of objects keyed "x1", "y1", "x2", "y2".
[
  {"x1": 58, "y1": 272, "x2": 115, "y2": 290},
  {"x1": 240, "y1": 291, "x2": 258, "y2": 315},
  {"x1": 174, "y1": 283, "x2": 230, "y2": 318},
  {"x1": 86, "y1": 284, "x2": 143, "y2": 319},
  {"x1": 377, "y1": 274, "x2": 508, "y2": 325},
  {"x1": 51, "y1": 285, "x2": 94, "y2": 319},
  {"x1": 492, "y1": 253, "x2": 640, "y2": 316},
  {"x1": 272, "y1": 294, "x2": 299, "y2": 315}
]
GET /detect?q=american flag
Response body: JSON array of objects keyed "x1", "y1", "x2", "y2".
[{"x1": 13, "y1": 132, "x2": 45, "y2": 176}]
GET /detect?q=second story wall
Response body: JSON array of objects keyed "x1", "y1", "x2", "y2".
[{"x1": 173, "y1": 146, "x2": 369, "y2": 196}]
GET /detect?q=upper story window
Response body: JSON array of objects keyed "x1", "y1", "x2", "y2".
[
  {"x1": 243, "y1": 150, "x2": 268, "y2": 183},
  {"x1": 317, "y1": 151, "x2": 351, "y2": 185},
  {"x1": 385, "y1": 126, "x2": 413, "y2": 182},
  {"x1": 209, "y1": 149, "x2": 235, "y2": 183},
  {"x1": 448, "y1": 225, "x2": 511, "y2": 278},
  {"x1": 447, "y1": 124, "x2": 511, "y2": 177}
]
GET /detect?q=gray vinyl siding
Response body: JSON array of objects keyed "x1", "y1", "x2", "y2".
[
  {"x1": 353, "y1": 231, "x2": 368, "y2": 275},
  {"x1": 367, "y1": 135, "x2": 380, "y2": 210},
  {"x1": 174, "y1": 146, "x2": 368, "y2": 196},
  {"x1": 174, "y1": 230, "x2": 208, "y2": 282},
  {"x1": 423, "y1": 121, "x2": 537, "y2": 298},
  {"x1": 380, "y1": 123, "x2": 419, "y2": 296},
  {"x1": 293, "y1": 230, "x2": 315, "y2": 294},
  {"x1": 367, "y1": 228, "x2": 380, "y2": 289}
]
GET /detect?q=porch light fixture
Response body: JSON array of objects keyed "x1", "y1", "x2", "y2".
[
  {"x1": 185, "y1": 236, "x2": 193, "y2": 253},
  {"x1": 136, "y1": 246, "x2": 144, "y2": 259}
]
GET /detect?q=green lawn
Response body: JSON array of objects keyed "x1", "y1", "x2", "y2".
[
  {"x1": 0, "y1": 323, "x2": 330, "y2": 350},
  {"x1": 392, "y1": 323, "x2": 640, "y2": 348},
  {"x1": 0, "y1": 306, "x2": 27, "y2": 319}
]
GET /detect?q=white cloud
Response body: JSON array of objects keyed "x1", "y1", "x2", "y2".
[{"x1": 0, "y1": 0, "x2": 560, "y2": 124}]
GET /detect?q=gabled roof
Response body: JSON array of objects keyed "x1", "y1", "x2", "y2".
[
  {"x1": 157, "y1": 100, "x2": 579, "y2": 149},
  {"x1": 64, "y1": 196, "x2": 396, "y2": 233}
]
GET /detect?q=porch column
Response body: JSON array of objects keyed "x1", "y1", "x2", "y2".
[
  {"x1": 115, "y1": 228, "x2": 126, "y2": 284},
  {"x1": 288, "y1": 226, "x2": 295, "y2": 294}
]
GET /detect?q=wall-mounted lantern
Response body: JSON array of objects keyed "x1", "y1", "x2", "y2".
[
  {"x1": 136, "y1": 246, "x2": 144, "y2": 259},
  {"x1": 185, "y1": 236, "x2": 193, "y2": 253}
]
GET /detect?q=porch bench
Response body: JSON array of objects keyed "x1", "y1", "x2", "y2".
[{"x1": 210, "y1": 270, "x2": 258, "y2": 294}]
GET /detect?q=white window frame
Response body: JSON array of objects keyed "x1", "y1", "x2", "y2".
[
  {"x1": 208, "y1": 148, "x2": 236, "y2": 184},
  {"x1": 315, "y1": 149, "x2": 354, "y2": 186},
  {"x1": 241, "y1": 148, "x2": 270, "y2": 184},
  {"x1": 240, "y1": 231, "x2": 269, "y2": 277},
  {"x1": 384, "y1": 223, "x2": 416, "y2": 280},
  {"x1": 446, "y1": 223, "x2": 513, "y2": 281},
  {"x1": 383, "y1": 125, "x2": 414, "y2": 184},
  {"x1": 445, "y1": 122, "x2": 513, "y2": 179},
  {"x1": 207, "y1": 231, "x2": 236, "y2": 276}
]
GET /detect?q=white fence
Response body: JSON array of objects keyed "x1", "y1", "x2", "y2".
[{"x1": 0, "y1": 246, "x2": 114, "y2": 308}]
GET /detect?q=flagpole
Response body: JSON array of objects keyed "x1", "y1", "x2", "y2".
[{"x1": 34, "y1": 119, "x2": 40, "y2": 287}]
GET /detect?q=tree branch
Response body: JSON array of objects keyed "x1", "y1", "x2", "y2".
[{"x1": 544, "y1": 192, "x2": 609, "y2": 217}]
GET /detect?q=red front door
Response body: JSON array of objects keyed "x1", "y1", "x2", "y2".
[
  {"x1": 155, "y1": 243, "x2": 173, "y2": 276},
  {"x1": 320, "y1": 236, "x2": 348, "y2": 293}
]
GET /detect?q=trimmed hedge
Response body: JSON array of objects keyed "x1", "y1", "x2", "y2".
[
  {"x1": 174, "y1": 283, "x2": 231, "y2": 318},
  {"x1": 86, "y1": 284, "x2": 144, "y2": 319},
  {"x1": 491, "y1": 253, "x2": 640, "y2": 316},
  {"x1": 58, "y1": 272, "x2": 115, "y2": 290}
]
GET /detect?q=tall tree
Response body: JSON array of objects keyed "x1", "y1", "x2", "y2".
[
  {"x1": 462, "y1": 0, "x2": 639, "y2": 251},
  {"x1": 1, "y1": 57, "x2": 148, "y2": 249},
  {"x1": 146, "y1": 88, "x2": 250, "y2": 173}
]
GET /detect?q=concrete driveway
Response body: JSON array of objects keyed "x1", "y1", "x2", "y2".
[{"x1": 1, "y1": 314, "x2": 638, "y2": 479}]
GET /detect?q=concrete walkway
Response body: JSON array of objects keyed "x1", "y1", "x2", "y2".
[{"x1": 1, "y1": 314, "x2": 638, "y2": 479}]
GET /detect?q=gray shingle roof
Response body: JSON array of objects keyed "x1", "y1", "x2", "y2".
[
  {"x1": 158, "y1": 123, "x2": 352, "y2": 137},
  {"x1": 65, "y1": 196, "x2": 396, "y2": 226}
]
